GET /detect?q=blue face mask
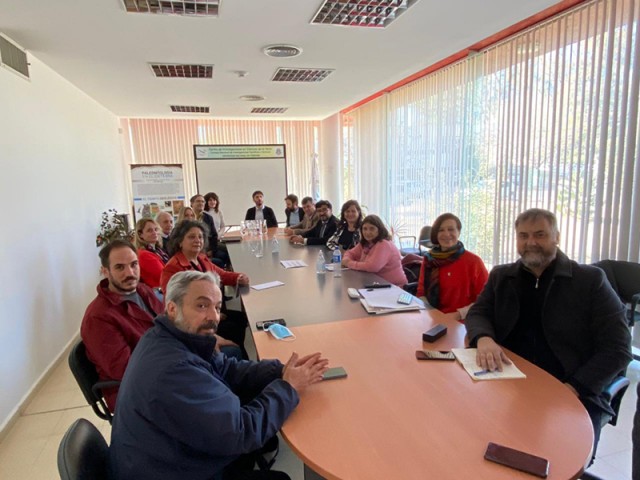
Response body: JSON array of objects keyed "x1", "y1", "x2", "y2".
[{"x1": 266, "y1": 323, "x2": 296, "y2": 341}]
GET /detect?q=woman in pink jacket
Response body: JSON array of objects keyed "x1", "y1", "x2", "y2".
[{"x1": 342, "y1": 215, "x2": 407, "y2": 287}]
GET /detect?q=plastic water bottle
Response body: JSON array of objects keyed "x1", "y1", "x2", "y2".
[
  {"x1": 271, "y1": 237, "x2": 279, "y2": 254},
  {"x1": 316, "y1": 250, "x2": 326, "y2": 274},
  {"x1": 332, "y1": 247, "x2": 342, "y2": 278}
]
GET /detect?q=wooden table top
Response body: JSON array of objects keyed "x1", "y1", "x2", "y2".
[
  {"x1": 254, "y1": 311, "x2": 593, "y2": 480},
  {"x1": 227, "y1": 229, "x2": 386, "y2": 329}
]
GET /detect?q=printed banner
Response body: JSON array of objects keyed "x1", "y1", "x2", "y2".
[{"x1": 131, "y1": 164, "x2": 185, "y2": 222}]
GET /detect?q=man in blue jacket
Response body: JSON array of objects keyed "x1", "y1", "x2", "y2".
[
  {"x1": 110, "y1": 270, "x2": 329, "y2": 480},
  {"x1": 466, "y1": 208, "x2": 631, "y2": 458}
]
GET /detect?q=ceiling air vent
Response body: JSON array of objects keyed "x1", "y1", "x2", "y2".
[
  {"x1": 122, "y1": 0, "x2": 220, "y2": 16},
  {"x1": 263, "y1": 45, "x2": 303, "y2": 58},
  {"x1": 251, "y1": 107, "x2": 288, "y2": 114},
  {"x1": 170, "y1": 105, "x2": 210, "y2": 113},
  {"x1": 271, "y1": 68, "x2": 333, "y2": 83},
  {"x1": 0, "y1": 34, "x2": 29, "y2": 80},
  {"x1": 149, "y1": 63, "x2": 213, "y2": 78},
  {"x1": 311, "y1": 0, "x2": 418, "y2": 28}
]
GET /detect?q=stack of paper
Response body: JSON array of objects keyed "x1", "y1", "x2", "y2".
[
  {"x1": 452, "y1": 348, "x2": 526, "y2": 381},
  {"x1": 357, "y1": 285, "x2": 425, "y2": 314}
]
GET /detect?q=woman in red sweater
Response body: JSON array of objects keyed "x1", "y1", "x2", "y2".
[
  {"x1": 416, "y1": 213, "x2": 488, "y2": 319},
  {"x1": 135, "y1": 218, "x2": 169, "y2": 289},
  {"x1": 161, "y1": 220, "x2": 250, "y2": 354}
]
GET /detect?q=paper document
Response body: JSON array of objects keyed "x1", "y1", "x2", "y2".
[
  {"x1": 251, "y1": 281, "x2": 285, "y2": 291},
  {"x1": 358, "y1": 285, "x2": 424, "y2": 309},
  {"x1": 452, "y1": 348, "x2": 526, "y2": 381},
  {"x1": 324, "y1": 264, "x2": 349, "y2": 272},
  {"x1": 280, "y1": 260, "x2": 307, "y2": 269}
]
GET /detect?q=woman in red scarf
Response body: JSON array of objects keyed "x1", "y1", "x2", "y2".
[{"x1": 416, "y1": 213, "x2": 488, "y2": 319}]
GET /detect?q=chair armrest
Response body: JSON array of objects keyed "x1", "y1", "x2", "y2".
[
  {"x1": 92, "y1": 380, "x2": 121, "y2": 397},
  {"x1": 630, "y1": 293, "x2": 640, "y2": 325},
  {"x1": 403, "y1": 282, "x2": 418, "y2": 295},
  {"x1": 602, "y1": 375, "x2": 630, "y2": 403}
]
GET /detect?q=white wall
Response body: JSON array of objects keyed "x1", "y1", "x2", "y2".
[{"x1": 0, "y1": 50, "x2": 128, "y2": 429}]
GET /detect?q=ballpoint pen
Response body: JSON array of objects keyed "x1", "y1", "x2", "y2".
[{"x1": 473, "y1": 369, "x2": 491, "y2": 376}]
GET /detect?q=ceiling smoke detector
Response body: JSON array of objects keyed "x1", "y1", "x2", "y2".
[
  {"x1": 239, "y1": 95, "x2": 265, "y2": 102},
  {"x1": 263, "y1": 45, "x2": 303, "y2": 58}
]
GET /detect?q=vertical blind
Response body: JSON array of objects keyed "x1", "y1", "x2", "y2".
[
  {"x1": 343, "y1": 0, "x2": 640, "y2": 265},
  {"x1": 123, "y1": 118, "x2": 320, "y2": 203}
]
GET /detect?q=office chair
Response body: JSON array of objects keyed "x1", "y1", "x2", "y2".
[
  {"x1": 57, "y1": 418, "x2": 109, "y2": 480},
  {"x1": 399, "y1": 225, "x2": 433, "y2": 256},
  {"x1": 68, "y1": 341, "x2": 119, "y2": 424},
  {"x1": 593, "y1": 260, "x2": 640, "y2": 327}
]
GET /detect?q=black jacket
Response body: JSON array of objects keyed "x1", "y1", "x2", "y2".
[
  {"x1": 245, "y1": 206, "x2": 278, "y2": 228},
  {"x1": 302, "y1": 216, "x2": 339, "y2": 246},
  {"x1": 284, "y1": 208, "x2": 305, "y2": 227}
]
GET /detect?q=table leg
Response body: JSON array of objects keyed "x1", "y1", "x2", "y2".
[{"x1": 303, "y1": 464, "x2": 326, "y2": 480}]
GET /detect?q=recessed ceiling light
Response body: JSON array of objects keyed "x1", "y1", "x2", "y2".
[
  {"x1": 263, "y1": 45, "x2": 303, "y2": 58},
  {"x1": 239, "y1": 95, "x2": 265, "y2": 101},
  {"x1": 122, "y1": 0, "x2": 221, "y2": 16},
  {"x1": 271, "y1": 68, "x2": 333, "y2": 82},
  {"x1": 310, "y1": 0, "x2": 418, "y2": 28}
]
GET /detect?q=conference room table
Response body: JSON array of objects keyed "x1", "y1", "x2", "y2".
[
  {"x1": 228, "y1": 229, "x2": 594, "y2": 479},
  {"x1": 226, "y1": 230, "x2": 388, "y2": 329}
]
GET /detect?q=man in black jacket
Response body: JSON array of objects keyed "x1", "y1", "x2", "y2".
[
  {"x1": 466, "y1": 208, "x2": 631, "y2": 457},
  {"x1": 289, "y1": 200, "x2": 338, "y2": 246},
  {"x1": 245, "y1": 190, "x2": 278, "y2": 228}
]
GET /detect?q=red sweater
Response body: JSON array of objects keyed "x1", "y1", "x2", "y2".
[
  {"x1": 138, "y1": 248, "x2": 165, "y2": 288},
  {"x1": 416, "y1": 251, "x2": 488, "y2": 313},
  {"x1": 160, "y1": 252, "x2": 240, "y2": 294},
  {"x1": 80, "y1": 279, "x2": 163, "y2": 411}
]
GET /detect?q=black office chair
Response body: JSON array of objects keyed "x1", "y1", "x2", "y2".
[
  {"x1": 593, "y1": 259, "x2": 640, "y2": 327},
  {"x1": 57, "y1": 418, "x2": 109, "y2": 480},
  {"x1": 399, "y1": 225, "x2": 433, "y2": 256},
  {"x1": 603, "y1": 374, "x2": 630, "y2": 427},
  {"x1": 68, "y1": 341, "x2": 119, "y2": 424}
]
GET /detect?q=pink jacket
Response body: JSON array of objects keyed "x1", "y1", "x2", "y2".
[{"x1": 344, "y1": 240, "x2": 408, "y2": 286}]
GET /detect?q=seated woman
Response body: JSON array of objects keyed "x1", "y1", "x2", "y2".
[
  {"x1": 342, "y1": 215, "x2": 407, "y2": 287},
  {"x1": 327, "y1": 199, "x2": 363, "y2": 251},
  {"x1": 204, "y1": 192, "x2": 225, "y2": 233},
  {"x1": 416, "y1": 213, "x2": 488, "y2": 318},
  {"x1": 177, "y1": 206, "x2": 196, "y2": 223},
  {"x1": 134, "y1": 218, "x2": 169, "y2": 289},
  {"x1": 161, "y1": 220, "x2": 250, "y2": 355}
]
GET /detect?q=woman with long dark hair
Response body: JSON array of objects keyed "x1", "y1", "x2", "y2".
[
  {"x1": 327, "y1": 199, "x2": 363, "y2": 251},
  {"x1": 342, "y1": 214, "x2": 407, "y2": 286},
  {"x1": 134, "y1": 218, "x2": 169, "y2": 289}
]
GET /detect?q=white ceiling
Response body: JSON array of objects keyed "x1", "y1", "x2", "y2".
[{"x1": 0, "y1": 0, "x2": 561, "y2": 120}]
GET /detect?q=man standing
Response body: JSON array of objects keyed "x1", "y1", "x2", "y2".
[
  {"x1": 284, "y1": 196, "x2": 319, "y2": 236},
  {"x1": 289, "y1": 200, "x2": 338, "y2": 246},
  {"x1": 156, "y1": 211, "x2": 174, "y2": 251},
  {"x1": 245, "y1": 190, "x2": 278, "y2": 228},
  {"x1": 466, "y1": 208, "x2": 631, "y2": 455},
  {"x1": 81, "y1": 240, "x2": 164, "y2": 411},
  {"x1": 110, "y1": 271, "x2": 328, "y2": 480}
]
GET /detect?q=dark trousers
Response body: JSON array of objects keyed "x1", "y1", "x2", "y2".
[{"x1": 633, "y1": 383, "x2": 640, "y2": 480}]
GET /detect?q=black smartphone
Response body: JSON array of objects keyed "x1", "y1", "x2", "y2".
[
  {"x1": 363, "y1": 283, "x2": 391, "y2": 289},
  {"x1": 415, "y1": 350, "x2": 456, "y2": 361},
  {"x1": 484, "y1": 442, "x2": 549, "y2": 478},
  {"x1": 255, "y1": 319, "x2": 286, "y2": 330},
  {"x1": 322, "y1": 366, "x2": 348, "y2": 381}
]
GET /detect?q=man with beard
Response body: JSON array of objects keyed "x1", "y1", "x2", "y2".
[
  {"x1": 466, "y1": 208, "x2": 631, "y2": 456},
  {"x1": 110, "y1": 271, "x2": 328, "y2": 479},
  {"x1": 81, "y1": 239, "x2": 163, "y2": 412}
]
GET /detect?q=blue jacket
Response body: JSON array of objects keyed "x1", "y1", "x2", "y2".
[
  {"x1": 466, "y1": 250, "x2": 631, "y2": 412},
  {"x1": 110, "y1": 315, "x2": 299, "y2": 480}
]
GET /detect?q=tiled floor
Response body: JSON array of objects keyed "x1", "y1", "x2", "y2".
[{"x1": 1, "y1": 351, "x2": 637, "y2": 480}]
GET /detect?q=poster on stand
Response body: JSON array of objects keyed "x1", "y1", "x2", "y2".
[{"x1": 131, "y1": 164, "x2": 185, "y2": 222}]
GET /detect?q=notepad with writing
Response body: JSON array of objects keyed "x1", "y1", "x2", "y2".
[{"x1": 451, "y1": 348, "x2": 526, "y2": 381}]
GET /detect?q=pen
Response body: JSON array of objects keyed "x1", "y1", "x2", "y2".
[{"x1": 473, "y1": 370, "x2": 491, "y2": 376}]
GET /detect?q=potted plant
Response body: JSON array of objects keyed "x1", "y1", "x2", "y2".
[{"x1": 96, "y1": 209, "x2": 134, "y2": 247}]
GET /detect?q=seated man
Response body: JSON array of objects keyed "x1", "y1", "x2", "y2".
[
  {"x1": 284, "y1": 194, "x2": 303, "y2": 227},
  {"x1": 155, "y1": 211, "x2": 174, "y2": 252},
  {"x1": 466, "y1": 208, "x2": 631, "y2": 456},
  {"x1": 245, "y1": 190, "x2": 278, "y2": 228},
  {"x1": 110, "y1": 271, "x2": 328, "y2": 480},
  {"x1": 80, "y1": 240, "x2": 164, "y2": 412},
  {"x1": 284, "y1": 196, "x2": 319, "y2": 236},
  {"x1": 289, "y1": 200, "x2": 338, "y2": 246}
]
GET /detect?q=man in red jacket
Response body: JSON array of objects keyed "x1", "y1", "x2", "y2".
[{"x1": 80, "y1": 239, "x2": 163, "y2": 412}]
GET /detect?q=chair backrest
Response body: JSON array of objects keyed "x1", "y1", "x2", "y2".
[
  {"x1": 418, "y1": 226, "x2": 433, "y2": 248},
  {"x1": 594, "y1": 259, "x2": 640, "y2": 303},
  {"x1": 68, "y1": 341, "x2": 114, "y2": 423},
  {"x1": 57, "y1": 418, "x2": 109, "y2": 480}
]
